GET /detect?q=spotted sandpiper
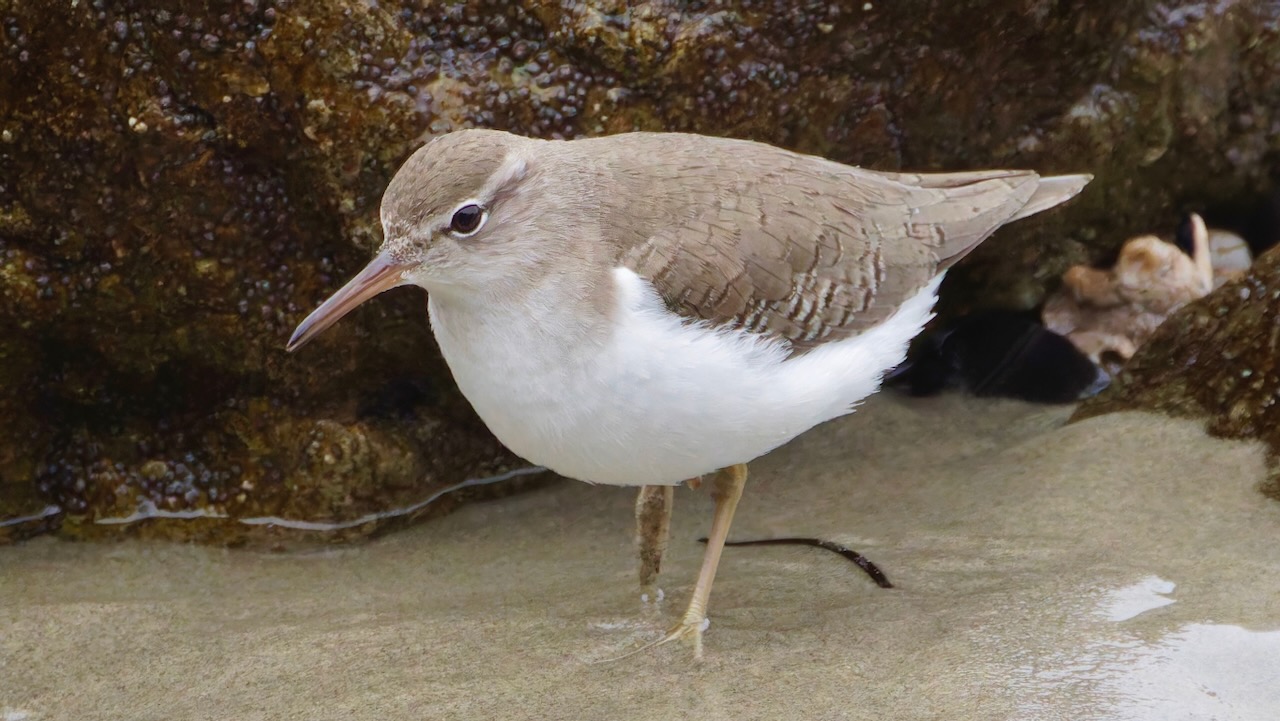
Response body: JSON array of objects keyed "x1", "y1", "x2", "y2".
[{"x1": 288, "y1": 129, "x2": 1091, "y2": 657}]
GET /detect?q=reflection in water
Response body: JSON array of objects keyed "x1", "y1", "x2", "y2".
[
  {"x1": 1099, "y1": 575, "x2": 1177, "y2": 622},
  {"x1": 1009, "y1": 575, "x2": 1280, "y2": 720},
  {"x1": 1100, "y1": 623, "x2": 1280, "y2": 720}
]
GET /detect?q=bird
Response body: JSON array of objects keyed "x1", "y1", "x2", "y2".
[{"x1": 287, "y1": 129, "x2": 1091, "y2": 658}]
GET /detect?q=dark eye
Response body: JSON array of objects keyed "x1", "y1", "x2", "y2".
[{"x1": 450, "y1": 204, "x2": 485, "y2": 235}]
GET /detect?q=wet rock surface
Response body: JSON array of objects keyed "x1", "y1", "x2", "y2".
[
  {"x1": 2, "y1": 0, "x2": 1278, "y2": 541},
  {"x1": 1074, "y1": 246, "x2": 1280, "y2": 497}
]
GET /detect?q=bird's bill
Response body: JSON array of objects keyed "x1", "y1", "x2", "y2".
[{"x1": 286, "y1": 252, "x2": 410, "y2": 351}]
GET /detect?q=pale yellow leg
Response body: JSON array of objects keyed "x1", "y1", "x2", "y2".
[
  {"x1": 658, "y1": 463, "x2": 749, "y2": 659},
  {"x1": 598, "y1": 465, "x2": 748, "y2": 663},
  {"x1": 635, "y1": 484, "x2": 674, "y2": 602}
]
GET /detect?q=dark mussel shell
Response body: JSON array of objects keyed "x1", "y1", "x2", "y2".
[{"x1": 886, "y1": 310, "x2": 1110, "y2": 404}]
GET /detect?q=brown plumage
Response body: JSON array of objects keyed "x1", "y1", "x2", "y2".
[
  {"x1": 381, "y1": 130, "x2": 1090, "y2": 355},
  {"x1": 592, "y1": 134, "x2": 1087, "y2": 351}
]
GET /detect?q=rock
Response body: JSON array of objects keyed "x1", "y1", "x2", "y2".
[
  {"x1": 0, "y1": 1, "x2": 556, "y2": 544},
  {"x1": 1073, "y1": 245, "x2": 1280, "y2": 498},
  {"x1": 1208, "y1": 228, "x2": 1254, "y2": 287},
  {"x1": 1043, "y1": 213, "x2": 1215, "y2": 376},
  {"x1": 2, "y1": 0, "x2": 1279, "y2": 542}
]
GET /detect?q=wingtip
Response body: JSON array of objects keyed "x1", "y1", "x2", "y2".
[
  {"x1": 1064, "y1": 174, "x2": 1091, "y2": 202},
  {"x1": 1011, "y1": 172, "x2": 1093, "y2": 221},
  {"x1": 1045, "y1": 172, "x2": 1093, "y2": 196}
]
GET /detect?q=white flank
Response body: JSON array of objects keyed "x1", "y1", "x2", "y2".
[{"x1": 429, "y1": 268, "x2": 943, "y2": 486}]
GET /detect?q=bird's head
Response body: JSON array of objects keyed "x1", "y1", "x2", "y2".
[{"x1": 287, "y1": 129, "x2": 560, "y2": 351}]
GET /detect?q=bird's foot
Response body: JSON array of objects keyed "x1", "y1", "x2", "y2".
[
  {"x1": 594, "y1": 611, "x2": 711, "y2": 663},
  {"x1": 656, "y1": 613, "x2": 711, "y2": 659}
]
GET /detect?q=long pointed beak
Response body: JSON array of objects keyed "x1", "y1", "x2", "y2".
[{"x1": 287, "y1": 252, "x2": 410, "y2": 352}]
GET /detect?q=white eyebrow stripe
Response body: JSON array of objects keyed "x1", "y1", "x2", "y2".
[
  {"x1": 477, "y1": 150, "x2": 529, "y2": 202},
  {"x1": 380, "y1": 149, "x2": 528, "y2": 237}
]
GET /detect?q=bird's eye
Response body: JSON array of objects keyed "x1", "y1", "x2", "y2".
[{"x1": 449, "y1": 204, "x2": 485, "y2": 235}]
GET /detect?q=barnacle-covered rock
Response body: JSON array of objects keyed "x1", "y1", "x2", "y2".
[
  {"x1": 2, "y1": 0, "x2": 1279, "y2": 541},
  {"x1": 1074, "y1": 246, "x2": 1280, "y2": 498}
]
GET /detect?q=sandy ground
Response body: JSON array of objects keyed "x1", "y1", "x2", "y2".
[{"x1": 3, "y1": 393, "x2": 1279, "y2": 721}]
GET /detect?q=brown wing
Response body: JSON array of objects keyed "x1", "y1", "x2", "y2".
[{"x1": 618, "y1": 155, "x2": 1048, "y2": 353}]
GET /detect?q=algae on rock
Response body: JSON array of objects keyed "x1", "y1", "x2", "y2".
[
  {"x1": 2, "y1": 0, "x2": 1278, "y2": 542},
  {"x1": 1075, "y1": 246, "x2": 1280, "y2": 498}
]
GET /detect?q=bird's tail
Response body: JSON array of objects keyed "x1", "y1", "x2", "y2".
[{"x1": 1010, "y1": 174, "x2": 1094, "y2": 222}]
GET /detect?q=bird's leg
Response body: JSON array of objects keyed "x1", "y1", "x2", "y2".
[
  {"x1": 597, "y1": 465, "x2": 748, "y2": 664},
  {"x1": 635, "y1": 484, "x2": 674, "y2": 604},
  {"x1": 660, "y1": 463, "x2": 748, "y2": 659}
]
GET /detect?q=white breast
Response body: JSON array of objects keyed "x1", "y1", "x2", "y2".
[{"x1": 428, "y1": 268, "x2": 943, "y2": 486}]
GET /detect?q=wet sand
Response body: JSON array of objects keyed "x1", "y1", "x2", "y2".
[{"x1": 3, "y1": 393, "x2": 1279, "y2": 721}]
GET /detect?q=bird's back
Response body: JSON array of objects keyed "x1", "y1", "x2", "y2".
[{"x1": 561, "y1": 132, "x2": 1088, "y2": 353}]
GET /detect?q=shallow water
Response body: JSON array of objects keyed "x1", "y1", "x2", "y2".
[{"x1": 2, "y1": 394, "x2": 1278, "y2": 721}]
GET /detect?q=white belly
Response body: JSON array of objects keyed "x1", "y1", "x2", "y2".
[{"x1": 428, "y1": 268, "x2": 942, "y2": 486}]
